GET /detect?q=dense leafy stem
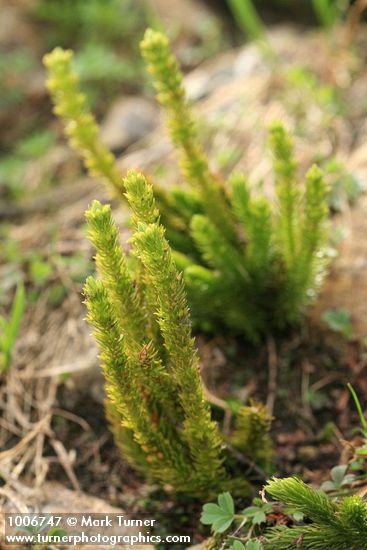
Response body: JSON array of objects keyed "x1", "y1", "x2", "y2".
[{"x1": 84, "y1": 170, "x2": 272, "y2": 497}]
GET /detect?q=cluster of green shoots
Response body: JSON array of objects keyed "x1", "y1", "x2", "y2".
[
  {"x1": 84, "y1": 169, "x2": 272, "y2": 498},
  {"x1": 44, "y1": 28, "x2": 330, "y2": 342}
]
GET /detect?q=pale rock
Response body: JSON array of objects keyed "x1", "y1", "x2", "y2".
[{"x1": 100, "y1": 97, "x2": 158, "y2": 154}]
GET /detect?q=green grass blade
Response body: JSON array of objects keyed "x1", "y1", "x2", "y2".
[
  {"x1": 227, "y1": 0, "x2": 265, "y2": 42},
  {"x1": 1, "y1": 282, "x2": 25, "y2": 371},
  {"x1": 312, "y1": 0, "x2": 338, "y2": 28},
  {"x1": 347, "y1": 383, "x2": 367, "y2": 432}
]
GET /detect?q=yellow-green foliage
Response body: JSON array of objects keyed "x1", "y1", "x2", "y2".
[
  {"x1": 43, "y1": 48, "x2": 124, "y2": 198},
  {"x1": 230, "y1": 401, "x2": 272, "y2": 467},
  {"x1": 140, "y1": 29, "x2": 330, "y2": 341},
  {"x1": 45, "y1": 30, "x2": 330, "y2": 342},
  {"x1": 140, "y1": 29, "x2": 238, "y2": 245},
  {"x1": 264, "y1": 477, "x2": 367, "y2": 549},
  {"x1": 85, "y1": 171, "x2": 216, "y2": 492},
  {"x1": 84, "y1": 170, "x2": 272, "y2": 497}
]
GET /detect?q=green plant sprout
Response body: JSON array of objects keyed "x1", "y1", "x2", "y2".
[
  {"x1": 226, "y1": 0, "x2": 266, "y2": 43},
  {"x1": 84, "y1": 170, "x2": 272, "y2": 498},
  {"x1": 348, "y1": 383, "x2": 367, "y2": 437},
  {"x1": 312, "y1": 0, "x2": 349, "y2": 29},
  {"x1": 0, "y1": 282, "x2": 25, "y2": 372},
  {"x1": 345, "y1": 384, "x2": 367, "y2": 474},
  {"x1": 201, "y1": 476, "x2": 367, "y2": 549},
  {"x1": 264, "y1": 477, "x2": 367, "y2": 549},
  {"x1": 43, "y1": 48, "x2": 124, "y2": 199}
]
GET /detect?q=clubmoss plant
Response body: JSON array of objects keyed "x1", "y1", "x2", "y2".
[
  {"x1": 264, "y1": 477, "x2": 367, "y2": 549},
  {"x1": 140, "y1": 29, "x2": 239, "y2": 246},
  {"x1": 201, "y1": 476, "x2": 367, "y2": 549},
  {"x1": 45, "y1": 29, "x2": 330, "y2": 342},
  {"x1": 43, "y1": 48, "x2": 124, "y2": 198},
  {"x1": 84, "y1": 169, "x2": 271, "y2": 497},
  {"x1": 141, "y1": 29, "x2": 330, "y2": 340},
  {"x1": 230, "y1": 401, "x2": 272, "y2": 469}
]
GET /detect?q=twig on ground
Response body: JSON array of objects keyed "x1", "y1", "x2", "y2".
[
  {"x1": 266, "y1": 336, "x2": 278, "y2": 416},
  {"x1": 50, "y1": 439, "x2": 81, "y2": 493},
  {"x1": 226, "y1": 442, "x2": 267, "y2": 480},
  {"x1": 344, "y1": 0, "x2": 367, "y2": 47}
]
